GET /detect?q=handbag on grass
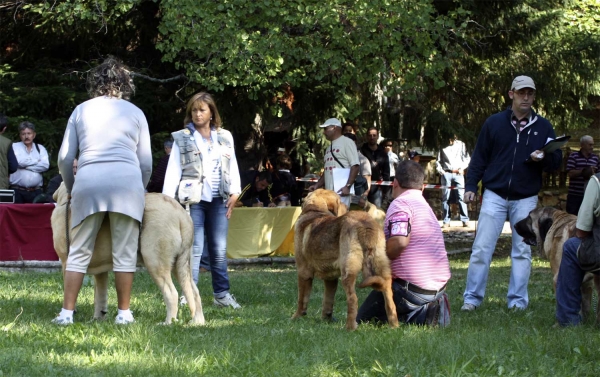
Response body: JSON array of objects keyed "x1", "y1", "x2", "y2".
[{"x1": 177, "y1": 179, "x2": 203, "y2": 205}]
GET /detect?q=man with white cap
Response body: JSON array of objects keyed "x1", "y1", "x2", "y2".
[
  {"x1": 461, "y1": 75, "x2": 562, "y2": 312},
  {"x1": 308, "y1": 118, "x2": 359, "y2": 206}
]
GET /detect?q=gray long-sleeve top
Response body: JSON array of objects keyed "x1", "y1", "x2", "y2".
[{"x1": 58, "y1": 96, "x2": 152, "y2": 228}]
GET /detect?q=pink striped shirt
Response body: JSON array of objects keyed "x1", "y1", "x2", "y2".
[{"x1": 384, "y1": 189, "x2": 451, "y2": 291}]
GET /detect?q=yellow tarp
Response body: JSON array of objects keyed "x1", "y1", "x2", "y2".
[{"x1": 226, "y1": 207, "x2": 301, "y2": 258}]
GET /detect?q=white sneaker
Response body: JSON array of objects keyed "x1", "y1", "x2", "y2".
[
  {"x1": 115, "y1": 314, "x2": 135, "y2": 325},
  {"x1": 461, "y1": 303, "x2": 477, "y2": 312},
  {"x1": 179, "y1": 295, "x2": 188, "y2": 306},
  {"x1": 51, "y1": 315, "x2": 73, "y2": 325},
  {"x1": 213, "y1": 293, "x2": 241, "y2": 309}
]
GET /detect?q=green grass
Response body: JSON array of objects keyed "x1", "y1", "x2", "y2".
[{"x1": 1, "y1": 251, "x2": 599, "y2": 376}]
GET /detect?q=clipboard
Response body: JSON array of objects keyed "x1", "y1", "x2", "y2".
[{"x1": 525, "y1": 135, "x2": 570, "y2": 163}]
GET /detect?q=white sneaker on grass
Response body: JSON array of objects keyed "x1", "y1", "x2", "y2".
[
  {"x1": 115, "y1": 314, "x2": 135, "y2": 325},
  {"x1": 51, "y1": 316, "x2": 73, "y2": 325},
  {"x1": 180, "y1": 295, "x2": 187, "y2": 306},
  {"x1": 213, "y1": 293, "x2": 241, "y2": 309},
  {"x1": 461, "y1": 303, "x2": 477, "y2": 312}
]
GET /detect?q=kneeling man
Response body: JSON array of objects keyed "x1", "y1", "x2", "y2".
[{"x1": 357, "y1": 160, "x2": 451, "y2": 326}]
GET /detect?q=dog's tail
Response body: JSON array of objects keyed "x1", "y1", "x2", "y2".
[
  {"x1": 357, "y1": 224, "x2": 391, "y2": 290},
  {"x1": 358, "y1": 276, "x2": 388, "y2": 290}
]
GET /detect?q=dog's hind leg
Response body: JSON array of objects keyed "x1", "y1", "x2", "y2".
[
  {"x1": 322, "y1": 279, "x2": 339, "y2": 322},
  {"x1": 93, "y1": 272, "x2": 109, "y2": 320},
  {"x1": 341, "y1": 274, "x2": 359, "y2": 331},
  {"x1": 292, "y1": 275, "x2": 314, "y2": 319},
  {"x1": 145, "y1": 261, "x2": 179, "y2": 324},
  {"x1": 381, "y1": 278, "x2": 399, "y2": 328},
  {"x1": 175, "y1": 254, "x2": 205, "y2": 325}
]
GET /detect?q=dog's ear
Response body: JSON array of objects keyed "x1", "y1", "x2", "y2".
[{"x1": 538, "y1": 217, "x2": 554, "y2": 242}]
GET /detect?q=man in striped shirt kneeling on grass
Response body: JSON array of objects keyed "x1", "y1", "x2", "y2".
[{"x1": 357, "y1": 160, "x2": 451, "y2": 327}]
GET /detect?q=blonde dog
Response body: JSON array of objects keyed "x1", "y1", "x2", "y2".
[
  {"x1": 292, "y1": 189, "x2": 398, "y2": 330},
  {"x1": 52, "y1": 184, "x2": 205, "y2": 325}
]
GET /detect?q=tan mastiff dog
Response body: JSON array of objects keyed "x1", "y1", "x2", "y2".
[
  {"x1": 292, "y1": 189, "x2": 398, "y2": 331},
  {"x1": 515, "y1": 207, "x2": 600, "y2": 322},
  {"x1": 52, "y1": 184, "x2": 205, "y2": 325}
]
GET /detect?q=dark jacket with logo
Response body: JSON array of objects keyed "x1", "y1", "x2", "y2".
[{"x1": 466, "y1": 108, "x2": 561, "y2": 200}]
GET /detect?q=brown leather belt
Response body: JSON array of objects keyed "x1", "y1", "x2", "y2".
[
  {"x1": 10, "y1": 185, "x2": 41, "y2": 192},
  {"x1": 395, "y1": 278, "x2": 446, "y2": 295}
]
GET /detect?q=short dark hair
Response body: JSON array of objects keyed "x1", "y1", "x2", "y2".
[
  {"x1": 276, "y1": 154, "x2": 292, "y2": 170},
  {"x1": 164, "y1": 139, "x2": 173, "y2": 148},
  {"x1": 366, "y1": 126, "x2": 379, "y2": 135},
  {"x1": 0, "y1": 113, "x2": 8, "y2": 129},
  {"x1": 394, "y1": 160, "x2": 424, "y2": 190},
  {"x1": 257, "y1": 170, "x2": 272, "y2": 184}
]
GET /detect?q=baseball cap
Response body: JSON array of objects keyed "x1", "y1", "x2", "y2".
[
  {"x1": 408, "y1": 150, "x2": 421, "y2": 159},
  {"x1": 511, "y1": 76, "x2": 536, "y2": 91},
  {"x1": 319, "y1": 118, "x2": 342, "y2": 128}
]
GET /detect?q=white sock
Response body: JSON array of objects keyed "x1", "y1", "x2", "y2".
[
  {"x1": 117, "y1": 309, "x2": 133, "y2": 319},
  {"x1": 58, "y1": 308, "x2": 74, "y2": 318}
]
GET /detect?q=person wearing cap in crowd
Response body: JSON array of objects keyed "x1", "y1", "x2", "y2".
[
  {"x1": 408, "y1": 150, "x2": 421, "y2": 163},
  {"x1": 0, "y1": 113, "x2": 18, "y2": 190},
  {"x1": 436, "y1": 135, "x2": 471, "y2": 228},
  {"x1": 308, "y1": 118, "x2": 359, "y2": 207},
  {"x1": 461, "y1": 75, "x2": 562, "y2": 312},
  {"x1": 565, "y1": 135, "x2": 600, "y2": 215},
  {"x1": 10, "y1": 121, "x2": 50, "y2": 203},
  {"x1": 146, "y1": 138, "x2": 173, "y2": 193}
]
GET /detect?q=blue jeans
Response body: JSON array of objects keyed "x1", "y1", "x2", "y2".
[
  {"x1": 357, "y1": 280, "x2": 445, "y2": 325},
  {"x1": 463, "y1": 190, "x2": 537, "y2": 308},
  {"x1": 190, "y1": 197, "x2": 231, "y2": 297},
  {"x1": 556, "y1": 237, "x2": 585, "y2": 326},
  {"x1": 441, "y1": 172, "x2": 469, "y2": 223}
]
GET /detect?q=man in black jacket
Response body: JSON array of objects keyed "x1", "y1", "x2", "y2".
[
  {"x1": 360, "y1": 127, "x2": 390, "y2": 208},
  {"x1": 462, "y1": 75, "x2": 562, "y2": 312},
  {"x1": 236, "y1": 170, "x2": 272, "y2": 207}
]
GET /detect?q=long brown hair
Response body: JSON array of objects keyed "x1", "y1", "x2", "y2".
[{"x1": 183, "y1": 92, "x2": 222, "y2": 129}]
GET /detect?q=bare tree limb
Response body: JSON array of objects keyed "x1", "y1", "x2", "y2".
[{"x1": 130, "y1": 72, "x2": 187, "y2": 83}]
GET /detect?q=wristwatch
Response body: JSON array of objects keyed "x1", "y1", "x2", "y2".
[{"x1": 345, "y1": 183, "x2": 353, "y2": 188}]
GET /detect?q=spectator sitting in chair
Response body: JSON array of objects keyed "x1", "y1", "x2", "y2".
[
  {"x1": 0, "y1": 113, "x2": 18, "y2": 190},
  {"x1": 236, "y1": 170, "x2": 272, "y2": 207}
]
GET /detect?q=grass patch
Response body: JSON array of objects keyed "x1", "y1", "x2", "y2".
[{"x1": 1, "y1": 245, "x2": 599, "y2": 376}]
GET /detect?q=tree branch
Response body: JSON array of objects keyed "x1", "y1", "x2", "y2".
[{"x1": 130, "y1": 72, "x2": 187, "y2": 83}]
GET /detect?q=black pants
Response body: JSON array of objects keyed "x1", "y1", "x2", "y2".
[
  {"x1": 357, "y1": 279, "x2": 444, "y2": 325},
  {"x1": 566, "y1": 194, "x2": 583, "y2": 215},
  {"x1": 13, "y1": 188, "x2": 42, "y2": 204}
]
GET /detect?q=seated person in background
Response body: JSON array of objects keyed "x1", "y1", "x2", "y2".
[
  {"x1": 357, "y1": 160, "x2": 451, "y2": 327},
  {"x1": 236, "y1": 170, "x2": 272, "y2": 207},
  {"x1": 146, "y1": 138, "x2": 173, "y2": 193},
  {"x1": 269, "y1": 154, "x2": 298, "y2": 206},
  {"x1": 10, "y1": 121, "x2": 50, "y2": 203}
]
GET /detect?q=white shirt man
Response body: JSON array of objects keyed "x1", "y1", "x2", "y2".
[{"x1": 10, "y1": 122, "x2": 49, "y2": 203}]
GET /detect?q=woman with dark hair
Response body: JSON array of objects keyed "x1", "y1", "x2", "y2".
[
  {"x1": 53, "y1": 57, "x2": 152, "y2": 325},
  {"x1": 163, "y1": 92, "x2": 242, "y2": 309}
]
